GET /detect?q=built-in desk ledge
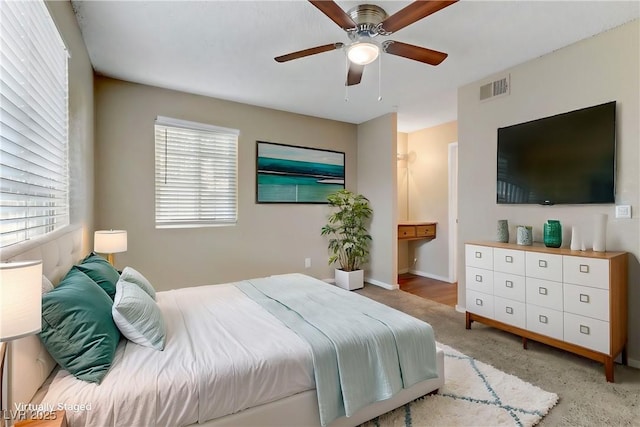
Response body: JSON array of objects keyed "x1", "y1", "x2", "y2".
[{"x1": 398, "y1": 222, "x2": 436, "y2": 241}]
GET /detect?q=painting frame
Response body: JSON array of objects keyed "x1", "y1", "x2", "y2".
[{"x1": 256, "y1": 141, "x2": 345, "y2": 204}]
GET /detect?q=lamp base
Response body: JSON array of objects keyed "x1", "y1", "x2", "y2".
[{"x1": 106, "y1": 253, "x2": 114, "y2": 266}]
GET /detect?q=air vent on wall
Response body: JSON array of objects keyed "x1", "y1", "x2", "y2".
[{"x1": 480, "y1": 74, "x2": 510, "y2": 101}]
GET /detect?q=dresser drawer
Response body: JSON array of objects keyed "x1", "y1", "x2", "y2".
[
  {"x1": 525, "y1": 252, "x2": 562, "y2": 282},
  {"x1": 526, "y1": 305, "x2": 563, "y2": 340},
  {"x1": 466, "y1": 245, "x2": 494, "y2": 270},
  {"x1": 398, "y1": 225, "x2": 416, "y2": 239},
  {"x1": 467, "y1": 290, "x2": 494, "y2": 319},
  {"x1": 416, "y1": 224, "x2": 435, "y2": 238},
  {"x1": 466, "y1": 266, "x2": 493, "y2": 293},
  {"x1": 563, "y1": 256, "x2": 609, "y2": 290},
  {"x1": 526, "y1": 278, "x2": 563, "y2": 311},
  {"x1": 564, "y1": 312, "x2": 609, "y2": 354},
  {"x1": 493, "y1": 248, "x2": 525, "y2": 275},
  {"x1": 563, "y1": 283, "x2": 609, "y2": 321},
  {"x1": 494, "y1": 296, "x2": 526, "y2": 329},
  {"x1": 493, "y1": 272, "x2": 526, "y2": 302}
]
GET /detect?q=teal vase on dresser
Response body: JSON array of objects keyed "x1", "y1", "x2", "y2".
[{"x1": 543, "y1": 220, "x2": 562, "y2": 248}]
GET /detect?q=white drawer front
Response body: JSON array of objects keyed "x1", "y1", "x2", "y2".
[
  {"x1": 493, "y1": 272, "x2": 526, "y2": 302},
  {"x1": 466, "y1": 244, "x2": 494, "y2": 270},
  {"x1": 466, "y1": 266, "x2": 494, "y2": 294},
  {"x1": 493, "y1": 248, "x2": 525, "y2": 275},
  {"x1": 563, "y1": 256, "x2": 609, "y2": 290},
  {"x1": 563, "y1": 283, "x2": 609, "y2": 321},
  {"x1": 494, "y1": 296, "x2": 526, "y2": 329},
  {"x1": 467, "y1": 290, "x2": 494, "y2": 319},
  {"x1": 526, "y1": 252, "x2": 563, "y2": 282},
  {"x1": 564, "y1": 312, "x2": 610, "y2": 354},
  {"x1": 526, "y1": 278, "x2": 563, "y2": 311},
  {"x1": 526, "y1": 305, "x2": 563, "y2": 340}
]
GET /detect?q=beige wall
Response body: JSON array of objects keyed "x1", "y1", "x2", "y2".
[
  {"x1": 357, "y1": 113, "x2": 398, "y2": 289},
  {"x1": 458, "y1": 21, "x2": 640, "y2": 361},
  {"x1": 406, "y1": 121, "x2": 458, "y2": 281},
  {"x1": 94, "y1": 77, "x2": 357, "y2": 290},
  {"x1": 397, "y1": 132, "x2": 409, "y2": 273}
]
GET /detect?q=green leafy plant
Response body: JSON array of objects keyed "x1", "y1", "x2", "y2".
[{"x1": 321, "y1": 189, "x2": 373, "y2": 272}]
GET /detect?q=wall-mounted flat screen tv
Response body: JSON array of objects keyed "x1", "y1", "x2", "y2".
[{"x1": 497, "y1": 101, "x2": 616, "y2": 205}]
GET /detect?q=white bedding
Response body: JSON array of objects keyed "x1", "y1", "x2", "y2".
[{"x1": 40, "y1": 284, "x2": 315, "y2": 427}]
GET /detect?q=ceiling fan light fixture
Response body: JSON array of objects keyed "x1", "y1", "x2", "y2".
[{"x1": 347, "y1": 42, "x2": 379, "y2": 65}]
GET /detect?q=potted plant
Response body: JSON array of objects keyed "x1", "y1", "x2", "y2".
[{"x1": 321, "y1": 189, "x2": 372, "y2": 290}]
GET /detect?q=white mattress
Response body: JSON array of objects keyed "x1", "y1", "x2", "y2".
[{"x1": 40, "y1": 284, "x2": 315, "y2": 426}]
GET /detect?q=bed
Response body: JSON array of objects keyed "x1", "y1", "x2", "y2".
[{"x1": 5, "y1": 226, "x2": 445, "y2": 426}]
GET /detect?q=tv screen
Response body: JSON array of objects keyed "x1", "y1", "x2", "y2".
[{"x1": 497, "y1": 101, "x2": 616, "y2": 205}]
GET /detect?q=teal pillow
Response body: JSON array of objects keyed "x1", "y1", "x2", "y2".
[
  {"x1": 76, "y1": 253, "x2": 119, "y2": 299},
  {"x1": 112, "y1": 279, "x2": 165, "y2": 350},
  {"x1": 39, "y1": 267, "x2": 121, "y2": 383}
]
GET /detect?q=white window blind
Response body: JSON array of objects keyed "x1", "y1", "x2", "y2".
[
  {"x1": 155, "y1": 116, "x2": 238, "y2": 228},
  {"x1": 0, "y1": 0, "x2": 69, "y2": 248}
]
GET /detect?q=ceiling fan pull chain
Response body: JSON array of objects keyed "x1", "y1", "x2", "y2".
[{"x1": 378, "y1": 53, "x2": 383, "y2": 101}]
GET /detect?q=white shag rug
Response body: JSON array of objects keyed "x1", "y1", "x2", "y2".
[{"x1": 363, "y1": 343, "x2": 559, "y2": 427}]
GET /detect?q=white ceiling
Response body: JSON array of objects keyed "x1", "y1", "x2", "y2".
[{"x1": 71, "y1": 1, "x2": 639, "y2": 133}]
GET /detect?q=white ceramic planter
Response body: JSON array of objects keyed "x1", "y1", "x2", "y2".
[{"x1": 334, "y1": 269, "x2": 364, "y2": 290}]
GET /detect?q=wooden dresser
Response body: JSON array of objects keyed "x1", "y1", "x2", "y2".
[{"x1": 464, "y1": 241, "x2": 627, "y2": 382}]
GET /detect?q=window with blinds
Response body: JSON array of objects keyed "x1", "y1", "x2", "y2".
[
  {"x1": 0, "y1": 1, "x2": 69, "y2": 248},
  {"x1": 155, "y1": 116, "x2": 238, "y2": 228}
]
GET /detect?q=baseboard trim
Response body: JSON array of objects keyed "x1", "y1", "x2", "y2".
[
  {"x1": 398, "y1": 267, "x2": 410, "y2": 274},
  {"x1": 366, "y1": 277, "x2": 399, "y2": 290},
  {"x1": 409, "y1": 269, "x2": 455, "y2": 284},
  {"x1": 628, "y1": 357, "x2": 640, "y2": 369},
  {"x1": 455, "y1": 304, "x2": 466, "y2": 314}
]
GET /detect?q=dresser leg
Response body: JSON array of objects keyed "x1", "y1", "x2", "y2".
[
  {"x1": 605, "y1": 357, "x2": 614, "y2": 383},
  {"x1": 522, "y1": 337, "x2": 528, "y2": 350},
  {"x1": 465, "y1": 312, "x2": 472, "y2": 329}
]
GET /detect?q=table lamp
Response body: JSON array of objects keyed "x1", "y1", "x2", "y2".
[
  {"x1": 94, "y1": 230, "x2": 127, "y2": 265},
  {"x1": 0, "y1": 260, "x2": 43, "y2": 421}
]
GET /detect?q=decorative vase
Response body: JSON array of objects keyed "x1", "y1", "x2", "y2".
[
  {"x1": 543, "y1": 220, "x2": 562, "y2": 248},
  {"x1": 516, "y1": 225, "x2": 533, "y2": 246},
  {"x1": 593, "y1": 213, "x2": 608, "y2": 252},
  {"x1": 570, "y1": 226, "x2": 582, "y2": 251},
  {"x1": 497, "y1": 219, "x2": 509, "y2": 243}
]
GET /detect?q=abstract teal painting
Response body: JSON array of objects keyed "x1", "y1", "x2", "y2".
[{"x1": 257, "y1": 141, "x2": 345, "y2": 203}]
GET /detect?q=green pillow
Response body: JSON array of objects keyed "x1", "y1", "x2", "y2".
[
  {"x1": 76, "y1": 253, "x2": 120, "y2": 299},
  {"x1": 39, "y1": 267, "x2": 121, "y2": 383}
]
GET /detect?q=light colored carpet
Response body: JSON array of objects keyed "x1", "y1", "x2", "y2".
[
  {"x1": 364, "y1": 343, "x2": 558, "y2": 427},
  {"x1": 356, "y1": 285, "x2": 640, "y2": 426}
]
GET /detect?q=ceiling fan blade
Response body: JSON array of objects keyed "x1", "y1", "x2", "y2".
[
  {"x1": 308, "y1": 0, "x2": 356, "y2": 30},
  {"x1": 275, "y1": 42, "x2": 344, "y2": 63},
  {"x1": 380, "y1": 0, "x2": 458, "y2": 34},
  {"x1": 383, "y1": 40, "x2": 448, "y2": 65},
  {"x1": 346, "y1": 63, "x2": 364, "y2": 86}
]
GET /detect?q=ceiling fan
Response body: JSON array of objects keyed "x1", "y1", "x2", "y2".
[{"x1": 275, "y1": 0, "x2": 458, "y2": 86}]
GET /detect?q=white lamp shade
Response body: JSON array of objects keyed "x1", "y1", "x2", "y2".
[
  {"x1": 94, "y1": 230, "x2": 128, "y2": 254},
  {"x1": 347, "y1": 42, "x2": 379, "y2": 65},
  {"x1": 0, "y1": 260, "x2": 43, "y2": 341}
]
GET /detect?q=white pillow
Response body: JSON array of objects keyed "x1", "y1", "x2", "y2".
[
  {"x1": 120, "y1": 266, "x2": 156, "y2": 300},
  {"x1": 112, "y1": 279, "x2": 166, "y2": 350},
  {"x1": 42, "y1": 275, "x2": 54, "y2": 294}
]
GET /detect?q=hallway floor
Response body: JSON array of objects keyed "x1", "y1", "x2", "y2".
[{"x1": 398, "y1": 273, "x2": 457, "y2": 307}]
